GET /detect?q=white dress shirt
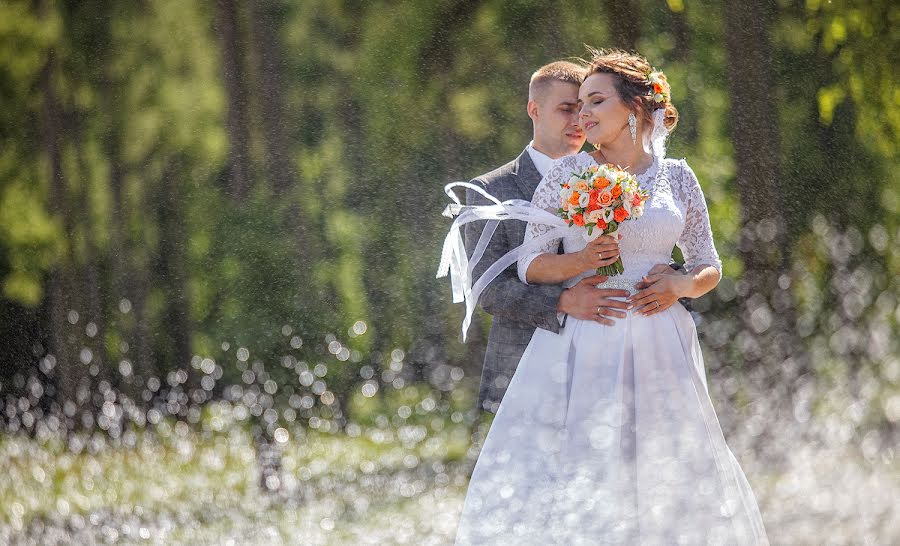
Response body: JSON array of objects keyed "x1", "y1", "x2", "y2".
[{"x1": 525, "y1": 141, "x2": 555, "y2": 178}]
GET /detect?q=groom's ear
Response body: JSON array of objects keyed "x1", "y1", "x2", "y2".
[{"x1": 527, "y1": 99, "x2": 539, "y2": 121}]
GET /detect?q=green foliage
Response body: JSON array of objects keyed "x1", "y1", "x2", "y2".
[{"x1": 0, "y1": 0, "x2": 896, "y2": 413}]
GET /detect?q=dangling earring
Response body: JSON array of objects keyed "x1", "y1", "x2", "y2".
[{"x1": 628, "y1": 112, "x2": 637, "y2": 145}]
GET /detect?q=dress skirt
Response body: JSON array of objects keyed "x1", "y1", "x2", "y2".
[{"x1": 455, "y1": 302, "x2": 768, "y2": 545}]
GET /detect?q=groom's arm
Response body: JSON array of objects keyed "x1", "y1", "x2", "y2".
[{"x1": 464, "y1": 180, "x2": 565, "y2": 334}]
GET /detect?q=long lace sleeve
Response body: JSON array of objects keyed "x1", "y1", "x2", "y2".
[
  {"x1": 671, "y1": 159, "x2": 722, "y2": 274},
  {"x1": 517, "y1": 154, "x2": 585, "y2": 284}
]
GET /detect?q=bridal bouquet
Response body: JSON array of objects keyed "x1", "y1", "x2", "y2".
[{"x1": 558, "y1": 163, "x2": 649, "y2": 276}]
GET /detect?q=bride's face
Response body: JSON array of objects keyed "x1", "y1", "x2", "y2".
[{"x1": 577, "y1": 73, "x2": 634, "y2": 148}]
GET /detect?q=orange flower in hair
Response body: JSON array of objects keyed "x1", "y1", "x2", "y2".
[{"x1": 647, "y1": 70, "x2": 669, "y2": 105}]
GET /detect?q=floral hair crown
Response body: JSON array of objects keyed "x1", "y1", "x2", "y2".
[{"x1": 646, "y1": 69, "x2": 670, "y2": 107}]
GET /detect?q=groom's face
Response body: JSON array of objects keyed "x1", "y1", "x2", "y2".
[{"x1": 530, "y1": 81, "x2": 585, "y2": 157}]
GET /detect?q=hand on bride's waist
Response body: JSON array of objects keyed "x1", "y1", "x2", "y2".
[
  {"x1": 558, "y1": 274, "x2": 630, "y2": 327},
  {"x1": 628, "y1": 264, "x2": 692, "y2": 316}
]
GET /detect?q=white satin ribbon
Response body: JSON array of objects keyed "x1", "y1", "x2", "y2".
[{"x1": 437, "y1": 182, "x2": 571, "y2": 341}]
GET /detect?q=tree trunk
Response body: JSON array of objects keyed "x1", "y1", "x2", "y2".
[
  {"x1": 216, "y1": 0, "x2": 252, "y2": 200},
  {"x1": 157, "y1": 159, "x2": 194, "y2": 385},
  {"x1": 249, "y1": 0, "x2": 295, "y2": 195},
  {"x1": 72, "y1": 110, "x2": 107, "y2": 383},
  {"x1": 37, "y1": 17, "x2": 78, "y2": 405},
  {"x1": 724, "y1": 0, "x2": 801, "y2": 370},
  {"x1": 602, "y1": 0, "x2": 640, "y2": 52},
  {"x1": 668, "y1": 4, "x2": 698, "y2": 144}
]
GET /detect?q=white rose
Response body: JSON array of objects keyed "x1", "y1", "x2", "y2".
[
  {"x1": 582, "y1": 227, "x2": 602, "y2": 242},
  {"x1": 578, "y1": 192, "x2": 590, "y2": 208},
  {"x1": 586, "y1": 209, "x2": 604, "y2": 224},
  {"x1": 602, "y1": 207, "x2": 615, "y2": 223},
  {"x1": 559, "y1": 188, "x2": 572, "y2": 204},
  {"x1": 631, "y1": 205, "x2": 644, "y2": 218},
  {"x1": 567, "y1": 176, "x2": 581, "y2": 186}
]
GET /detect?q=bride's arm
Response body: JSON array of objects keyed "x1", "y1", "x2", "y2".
[
  {"x1": 630, "y1": 160, "x2": 722, "y2": 314},
  {"x1": 674, "y1": 264, "x2": 720, "y2": 298},
  {"x1": 674, "y1": 160, "x2": 722, "y2": 299},
  {"x1": 518, "y1": 154, "x2": 621, "y2": 285},
  {"x1": 524, "y1": 235, "x2": 622, "y2": 285}
]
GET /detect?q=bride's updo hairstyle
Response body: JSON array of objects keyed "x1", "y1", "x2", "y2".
[{"x1": 584, "y1": 48, "x2": 679, "y2": 133}]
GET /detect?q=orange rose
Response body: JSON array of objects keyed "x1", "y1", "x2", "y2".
[
  {"x1": 593, "y1": 176, "x2": 610, "y2": 189},
  {"x1": 598, "y1": 191, "x2": 613, "y2": 206},
  {"x1": 572, "y1": 213, "x2": 585, "y2": 226},
  {"x1": 653, "y1": 83, "x2": 663, "y2": 94},
  {"x1": 614, "y1": 207, "x2": 628, "y2": 223},
  {"x1": 569, "y1": 191, "x2": 581, "y2": 206},
  {"x1": 611, "y1": 184, "x2": 622, "y2": 198},
  {"x1": 586, "y1": 202, "x2": 599, "y2": 213},
  {"x1": 597, "y1": 219, "x2": 608, "y2": 231}
]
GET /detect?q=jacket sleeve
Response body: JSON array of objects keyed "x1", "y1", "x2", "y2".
[{"x1": 464, "y1": 178, "x2": 565, "y2": 334}]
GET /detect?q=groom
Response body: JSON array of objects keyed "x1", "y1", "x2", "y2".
[
  {"x1": 465, "y1": 61, "x2": 631, "y2": 413},
  {"x1": 465, "y1": 62, "x2": 687, "y2": 413}
]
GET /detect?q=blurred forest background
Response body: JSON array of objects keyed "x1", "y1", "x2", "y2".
[{"x1": 0, "y1": 0, "x2": 898, "y2": 543}]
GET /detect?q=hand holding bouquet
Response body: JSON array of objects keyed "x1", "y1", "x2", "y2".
[{"x1": 558, "y1": 163, "x2": 650, "y2": 277}]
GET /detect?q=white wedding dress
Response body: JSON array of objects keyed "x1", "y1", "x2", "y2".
[{"x1": 455, "y1": 153, "x2": 768, "y2": 545}]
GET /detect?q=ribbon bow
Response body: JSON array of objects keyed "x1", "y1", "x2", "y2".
[{"x1": 437, "y1": 182, "x2": 571, "y2": 341}]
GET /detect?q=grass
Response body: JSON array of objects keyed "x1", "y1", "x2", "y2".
[
  {"x1": 0, "y1": 387, "x2": 897, "y2": 545},
  {"x1": 0, "y1": 410, "x2": 476, "y2": 545}
]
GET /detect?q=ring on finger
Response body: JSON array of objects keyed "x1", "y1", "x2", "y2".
[
  {"x1": 598, "y1": 252, "x2": 604, "y2": 259},
  {"x1": 655, "y1": 301, "x2": 660, "y2": 310}
]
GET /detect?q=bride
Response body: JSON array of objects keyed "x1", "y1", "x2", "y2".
[{"x1": 447, "y1": 50, "x2": 769, "y2": 545}]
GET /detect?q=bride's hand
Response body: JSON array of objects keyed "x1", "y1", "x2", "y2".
[
  {"x1": 628, "y1": 272, "x2": 691, "y2": 316},
  {"x1": 575, "y1": 234, "x2": 620, "y2": 272}
]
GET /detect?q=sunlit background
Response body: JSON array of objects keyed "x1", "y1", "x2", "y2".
[{"x1": 0, "y1": 0, "x2": 897, "y2": 544}]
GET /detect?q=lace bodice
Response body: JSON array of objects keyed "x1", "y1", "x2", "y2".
[{"x1": 517, "y1": 152, "x2": 722, "y2": 287}]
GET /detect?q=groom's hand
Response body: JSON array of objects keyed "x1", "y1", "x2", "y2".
[{"x1": 557, "y1": 275, "x2": 630, "y2": 327}]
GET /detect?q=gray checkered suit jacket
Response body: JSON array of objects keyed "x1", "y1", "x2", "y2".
[{"x1": 464, "y1": 149, "x2": 565, "y2": 413}]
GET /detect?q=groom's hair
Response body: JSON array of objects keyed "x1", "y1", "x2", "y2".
[{"x1": 528, "y1": 61, "x2": 585, "y2": 102}]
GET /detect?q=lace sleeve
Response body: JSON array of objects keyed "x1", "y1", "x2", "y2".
[
  {"x1": 671, "y1": 159, "x2": 722, "y2": 274},
  {"x1": 517, "y1": 154, "x2": 585, "y2": 284}
]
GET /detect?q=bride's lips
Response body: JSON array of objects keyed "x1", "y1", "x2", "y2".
[{"x1": 583, "y1": 121, "x2": 598, "y2": 131}]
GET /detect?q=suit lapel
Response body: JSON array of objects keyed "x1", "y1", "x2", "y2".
[{"x1": 512, "y1": 149, "x2": 544, "y2": 200}]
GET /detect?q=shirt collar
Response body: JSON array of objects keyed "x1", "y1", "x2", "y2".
[{"x1": 525, "y1": 141, "x2": 555, "y2": 178}]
